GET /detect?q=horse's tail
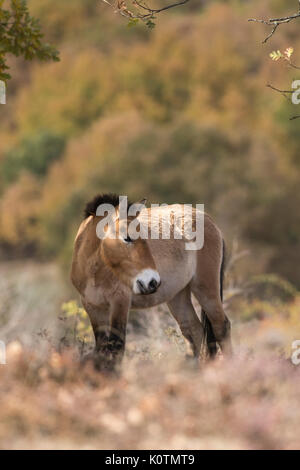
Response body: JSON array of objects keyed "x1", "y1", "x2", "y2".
[{"x1": 201, "y1": 239, "x2": 225, "y2": 359}]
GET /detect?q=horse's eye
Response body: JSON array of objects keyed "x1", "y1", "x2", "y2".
[{"x1": 123, "y1": 236, "x2": 133, "y2": 243}]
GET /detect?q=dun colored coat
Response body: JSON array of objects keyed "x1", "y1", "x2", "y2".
[{"x1": 71, "y1": 194, "x2": 232, "y2": 369}]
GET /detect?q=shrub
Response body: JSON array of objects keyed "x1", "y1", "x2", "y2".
[{"x1": 1, "y1": 131, "x2": 65, "y2": 185}]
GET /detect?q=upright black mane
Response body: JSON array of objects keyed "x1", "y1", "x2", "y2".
[{"x1": 84, "y1": 193, "x2": 133, "y2": 218}]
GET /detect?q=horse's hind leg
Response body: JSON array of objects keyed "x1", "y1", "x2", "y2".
[
  {"x1": 167, "y1": 285, "x2": 204, "y2": 359},
  {"x1": 192, "y1": 282, "x2": 232, "y2": 357}
]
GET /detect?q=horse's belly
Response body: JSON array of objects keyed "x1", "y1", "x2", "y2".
[{"x1": 131, "y1": 245, "x2": 196, "y2": 309}]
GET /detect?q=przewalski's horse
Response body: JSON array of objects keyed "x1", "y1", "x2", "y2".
[{"x1": 71, "y1": 193, "x2": 232, "y2": 369}]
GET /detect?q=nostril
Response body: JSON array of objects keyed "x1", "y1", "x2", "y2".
[
  {"x1": 149, "y1": 278, "x2": 158, "y2": 290},
  {"x1": 137, "y1": 279, "x2": 146, "y2": 294}
]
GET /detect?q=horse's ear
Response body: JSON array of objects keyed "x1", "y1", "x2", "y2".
[
  {"x1": 113, "y1": 205, "x2": 120, "y2": 221},
  {"x1": 102, "y1": 206, "x2": 119, "y2": 234},
  {"x1": 129, "y1": 198, "x2": 147, "y2": 218}
]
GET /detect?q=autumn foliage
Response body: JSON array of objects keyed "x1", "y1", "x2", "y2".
[{"x1": 0, "y1": 1, "x2": 300, "y2": 285}]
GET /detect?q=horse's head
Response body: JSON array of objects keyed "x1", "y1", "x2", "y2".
[{"x1": 101, "y1": 201, "x2": 161, "y2": 295}]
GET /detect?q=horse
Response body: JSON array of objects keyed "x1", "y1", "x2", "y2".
[{"x1": 71, "y1": 193, "x2": 232, "y2": 369}]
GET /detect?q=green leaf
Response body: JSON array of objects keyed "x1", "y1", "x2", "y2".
[
  {"x1": 128, "y1": 18, "x2": 139, "y2": 28},
  {"x1": 145, "y1": 19, "x2": 156, "y2": 30}
]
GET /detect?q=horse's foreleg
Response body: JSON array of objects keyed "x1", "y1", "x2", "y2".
[
  {"x1": 82, "y1": 297, "x2": 130, "y2": 370},
  {"x1": 167, "y1": 285, "x2": 204, "y2": 360},
  {"x1": 81, "y1": 299, "x2": 117, "y2": 372},
  {"x1": 81, "y1": 299, "x2": 110, "y2": 350},
  {"x1": 108, "y1": 299, "x2": 130, "y2": 366}
]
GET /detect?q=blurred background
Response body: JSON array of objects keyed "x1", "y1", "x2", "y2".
[
  {"x1": 0, "y1": 0, "x2": 300, "y2": 450},
  {"x1": 1, "y1": 0, "x2": 300, "y2": 337}
]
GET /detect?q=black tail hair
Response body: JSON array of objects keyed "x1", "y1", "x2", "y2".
[{"x1": 201, "y1": 239, "x2": 225, "y2": 359}]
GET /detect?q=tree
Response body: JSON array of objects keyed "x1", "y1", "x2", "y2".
[{"x1": 0, "y1": 0, "x2": 59, "y2": 81}]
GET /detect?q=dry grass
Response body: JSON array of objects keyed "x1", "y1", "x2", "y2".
[
  {"x1": 0, "y1": 342, "x2": 300, "y2": 450},
  {"x1": 1, "y1": 306, "x2": 300, "y2": 450},
  {"x1": 0, "y1": 263, "x2": 300, "y2": 450}
]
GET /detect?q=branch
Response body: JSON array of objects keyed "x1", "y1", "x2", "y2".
[
  {"x1": 248, "y1": 2, "x2": 300, "y2": 43},
  {"x1": 267, "y1": 83, "x2": 293, "y2": 99},
  {"x1": 103, "y1": 0, "x2": 191, "y2": 25},
  {"x1": 267, "y1": 84, "x2": 300, "y2": 120},
  {"x1": 288, "y1": 61, "x2": 300, "y2": 70},
  {"x1": 134, "y1": 0, "x2": 190, "y2": 16}
]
